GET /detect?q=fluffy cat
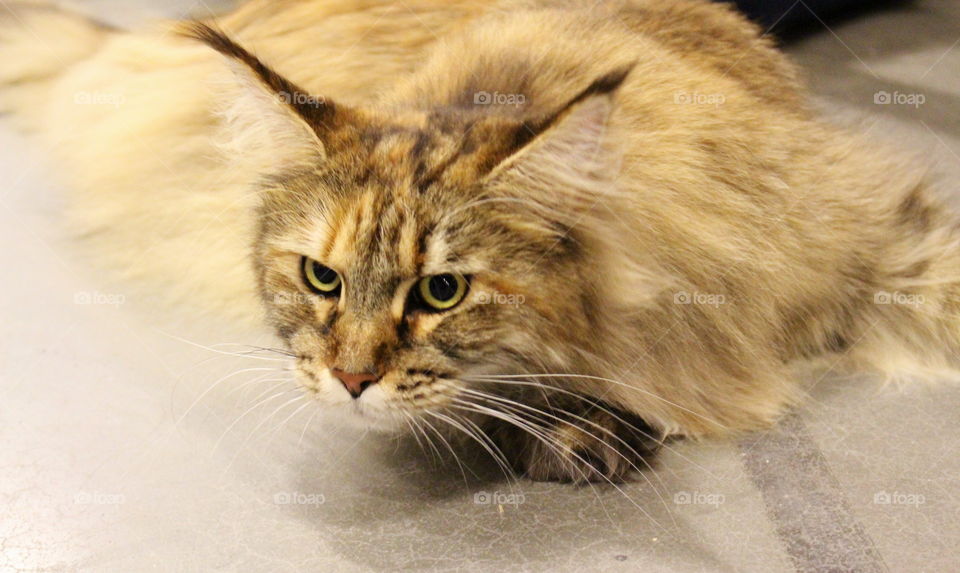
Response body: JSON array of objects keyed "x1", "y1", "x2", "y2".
[{"x1": 2, "y1": 0, "x2": 957, "y2": 483}]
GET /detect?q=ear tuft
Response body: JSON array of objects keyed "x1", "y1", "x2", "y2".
[
  {"x1": 179, "y1": 23, "x2": 337, "y2": 128},
  {"x1": 179, "y1": 23, "x2": 341, "y2": 171},
  {"x1": 179, "y1": 22, "x2": 246, "y2": 60}
]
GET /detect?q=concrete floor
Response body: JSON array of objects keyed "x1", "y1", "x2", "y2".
[{"x1": 2, "y1": 1, "x2": 959, "y2": 571}]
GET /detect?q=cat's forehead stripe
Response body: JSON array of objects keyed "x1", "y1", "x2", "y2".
[
  {"x1": 324, "y1": 203, "x2": 360, "y2": 270},
  {"x1": 318, "y1": 189, "x2": 424, "y2": 276},
  {"x1": 361, "y1": 123, "x2": 440, "y2": 188},
  {"x1": 352, "y1": 191, "x2": 375, "y2": 246},
  {"x1": 397, "y1": 216, "x2": 422, "y2": 275},
  {"x1": 356, "y1": 114, "x2": 502, "y2": 198}
]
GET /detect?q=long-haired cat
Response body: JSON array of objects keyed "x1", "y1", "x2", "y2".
[{"x1": 2, "y1": 0, "x2": 957, "y2": 483}]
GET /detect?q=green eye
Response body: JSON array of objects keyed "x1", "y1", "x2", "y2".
[
  {"x1": 301, "y1": 257, "x2": 341, "y2": 295},
  {"x1": 415, "y1": 274, "x2": 468, "y2": 311}
]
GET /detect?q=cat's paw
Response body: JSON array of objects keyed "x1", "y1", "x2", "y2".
[{"x1": 495, "y1": 403, "x2": 662, "y2": 484}]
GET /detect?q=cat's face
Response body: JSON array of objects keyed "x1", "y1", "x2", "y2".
[
  {"x1": 190, "y1": 24, "x2": 637, "y2": 430},
  {"x1": 254, "y1": 114, "x2": 601, "y2": 430}
]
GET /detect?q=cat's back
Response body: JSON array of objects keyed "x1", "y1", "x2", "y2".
[{"x1": 380, "y1": 0, "x2": 805, "y2": 114}]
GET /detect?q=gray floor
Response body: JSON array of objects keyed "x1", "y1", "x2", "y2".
[{"x1": 2, "y1": 1, "x2": 959, "y2": 572}]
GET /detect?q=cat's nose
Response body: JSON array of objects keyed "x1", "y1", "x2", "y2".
[{"x1": 331, "y1": 368, "x2": 379, "y2": 398}]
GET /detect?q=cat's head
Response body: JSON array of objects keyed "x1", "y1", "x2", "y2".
[{"x1": 190, "y1": 25, "x2": 654, "y2": 430}]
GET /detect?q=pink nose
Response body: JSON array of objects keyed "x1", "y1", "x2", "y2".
[{"x1": 331, "y1": 368, "x2": 379, "y2": 398}]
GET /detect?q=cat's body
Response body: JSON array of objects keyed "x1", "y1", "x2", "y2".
[{"x1": 3, "y1": 0, "x2": 958, "y2": 482}]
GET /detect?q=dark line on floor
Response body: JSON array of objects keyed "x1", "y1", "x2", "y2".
[{"x1": 739, "y1": 414, "x2": 889, "y2": 573}]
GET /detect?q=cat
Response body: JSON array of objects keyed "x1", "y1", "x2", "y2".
[{"x1": 2, "y1": 0, "x2": 958, "y2": 483}]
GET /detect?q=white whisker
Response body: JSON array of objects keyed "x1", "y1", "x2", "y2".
[
  {"x1": 470, "y1": 373, "x2": 727, "y2": 430},
  {"x1": 459, "y1": 388, "x2": 677, "y2": 525},
  {"x1": 464, "y1": 376, "x2": 718, "y2": 477},
  {"x1": 212, "y1": 383, "x2": 299, "y2": 453},
  {"x1": 432, "y1": 409, "x2": 520, "y2": 487},
  {"x1": 155, "y1": 330, "x2": 291, "y2": 362},
  {"x1": 451, "y1": 401, "x2": 664, "y2": 530},
  {"x1": 419, "y1": 413, "x2": 475, "y2": 486},
  {"x1": 173, "y1": 366, "x2": 282, "y2": 430}
]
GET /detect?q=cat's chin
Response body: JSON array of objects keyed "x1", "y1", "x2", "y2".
[{"x1": 313, "y1": 399, "x2": 410, "y2": 434}]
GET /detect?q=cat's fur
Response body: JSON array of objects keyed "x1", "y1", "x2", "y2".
[{"x1": 3, "y1": 0, "x2": 958, "y2": 482}]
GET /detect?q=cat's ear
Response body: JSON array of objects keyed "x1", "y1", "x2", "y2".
[
  {"x1": 485, "y1": 66, "x2": 632, "y2": 220},
  {"x1": 181, "y1": 23, "x2": 348, "y2": 170},
  {"x1": 485, "y1": 66, "x2": 668, "y2": 305}
]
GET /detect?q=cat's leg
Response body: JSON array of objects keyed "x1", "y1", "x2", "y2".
[{"x1": 486, "y1": 395, "x2": 663, "y2": 483}]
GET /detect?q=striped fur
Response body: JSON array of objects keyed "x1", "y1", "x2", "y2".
[{"x1": 2, "y1": 0, "x2": 958, "y2": 482}]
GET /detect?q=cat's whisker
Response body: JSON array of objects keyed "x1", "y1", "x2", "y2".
[
  {"x1": 431, "y1": 409, "x2": 520, "y2": 487},
  {"x1": 240, "y1": 380, "x2": 300, "y2": 414},
  {"x1": 155, "y1": 330, "x2": 292, "y2": 362},
  {"x1": 449, "y1": 402, "x2": 572, "y2": 480},
  {"x1": 409, "y1": 412, "x2": 447, "y2": 469},
  {"x1": 448, "y1": 401, "x2": 628, "y2": 525},
  {"x1": 469, "y1": 373, "x2": 728, "y2": 430},
  {"x1": 454, "y1": 392, "x2": 643, "y2": 483},
  {"x1": 451, "y1": 401, "x2": 665, "y2": 530},
  {"x1": 208, "y1": 342, "x2": 296, "y2": 358},
  {"x1": 448, "y1": 401, "x2": 598, "y2": 485},
  {"x1": 458, "y1": 388, "x2": 678, "y2": 525},
  {"x1": 450, "y1": 398, "x2": 628, "y2": 526},
  {"x1": 173, "y1": 366, "x2": 282, "y2": 430},
  {"x1": 253, "y1": 394, "x2": 310, "y2": 438},
  {"x1": 426, "y1": 409, "x2": 515, "y2": 486},
  {"x1": 224, "y1": 376, "x2": 294, "y2": 403},
  {"x1": 463, "y1": 376, "x2": 660, "y2": 440},
  {"x1": 266, "y1": 399, "x2": 315, "y2": 442},
  {"x1": 407, "y1": 411, "x2": 443, "y2": 467},
  {"x1": 464, "y1": 376, "x2": 715, "y2": 478},
  {"x1": 459, "y1": 388, "x2": 656, "y2": 474},
  {"x1": 169, "y1": 353, "x2": 250, "y2": 414},
  {"x1": 401, "y1": 412, "x2": 431, "y2": 460},
  {"x1": 212, "y1": 383, "x2": 300, "y2": 454},
  {"x1": 419, "y1": 413, "x2": 475, "y2": 487},
  {"x1": 297, "y1": 407, "x2": 320, "y2": 448},
  {"x1": 222, "y1": 393, "x2": 309, "y2": 472}
]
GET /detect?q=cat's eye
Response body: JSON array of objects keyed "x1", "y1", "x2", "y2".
[
  {"x1": 413, "y1": 274, "x2": 468, "y2": 312},
  {"x1": 301, "y1": 256, "x2": 341, "y2": 296}
]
